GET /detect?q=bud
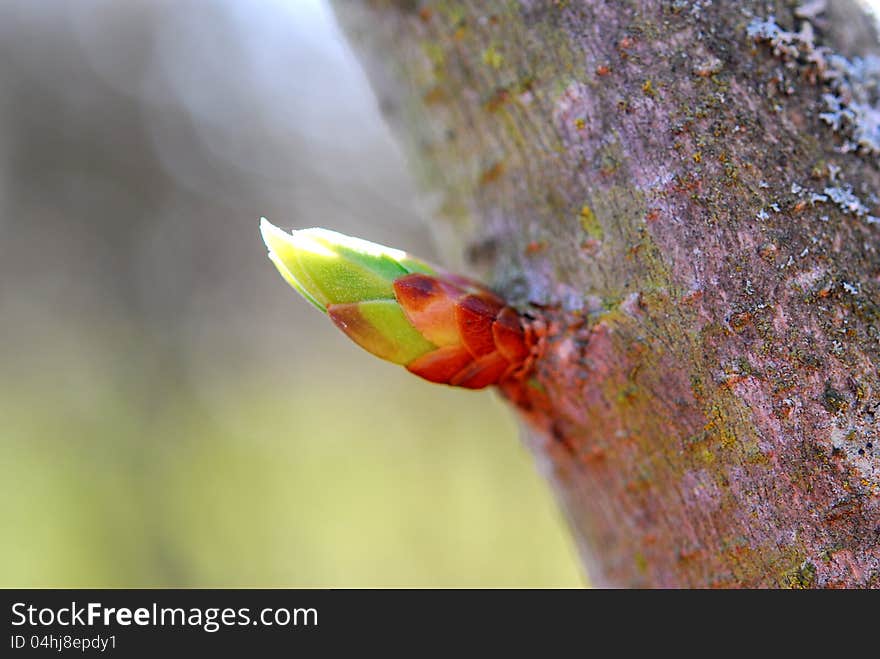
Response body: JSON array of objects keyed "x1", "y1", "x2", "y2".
[{"x1": 259, "y1": 218, "x2": 537, "y2": 388}]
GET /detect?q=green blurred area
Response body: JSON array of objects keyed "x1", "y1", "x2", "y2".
[
  {"x1": 1, "y1": 324, "x2": 581, "y2": 586},
  {"x1": 0, "y1": 0, "x2": 583, "y2": 587}
]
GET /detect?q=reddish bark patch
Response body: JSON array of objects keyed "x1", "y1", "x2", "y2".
[
  {"x1": 525, "y1": 240, "x2": 547, "y2": 254},
  {"x1": 479, "y1": 161, "x2": 505, "y2": 185},
  {"x1": 484, "y1": 87, "x2": 511, "y2": 113}
]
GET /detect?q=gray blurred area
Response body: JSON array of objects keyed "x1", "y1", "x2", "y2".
[
  {"x1": 0, "y1": 0, "x2": 580, "y2": 586},
  {"x1": 0, "y1": 0, "x2": 429, "y2": 362}
]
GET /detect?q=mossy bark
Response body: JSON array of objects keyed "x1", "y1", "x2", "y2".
[{"x1": 332, "y1": 0, "x2": 880, "y2": 587}]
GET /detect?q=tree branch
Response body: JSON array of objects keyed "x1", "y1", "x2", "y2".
[{"x1": 333, "y1": 0, "x2": 880, "y2": 587}]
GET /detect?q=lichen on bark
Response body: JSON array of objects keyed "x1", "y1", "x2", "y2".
[{"x1": 333, "y1": 0, "x2": 880, "y2": 587}]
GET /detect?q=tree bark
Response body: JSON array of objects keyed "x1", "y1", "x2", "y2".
[{"x1": 331, "y1": 0, "x2": 880, "y2": 587}]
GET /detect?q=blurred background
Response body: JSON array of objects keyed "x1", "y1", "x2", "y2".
[{"x1": 0, "y1": 0, "x2": 582, "y2": 586}]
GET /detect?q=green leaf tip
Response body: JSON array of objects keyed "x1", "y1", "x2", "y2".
[
  {"x1": 260, "y1": 218, "x2": 436, "y2": 310},
  {"x1": 259, "y1": 218, "x2": 441, "y2": 363}
]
